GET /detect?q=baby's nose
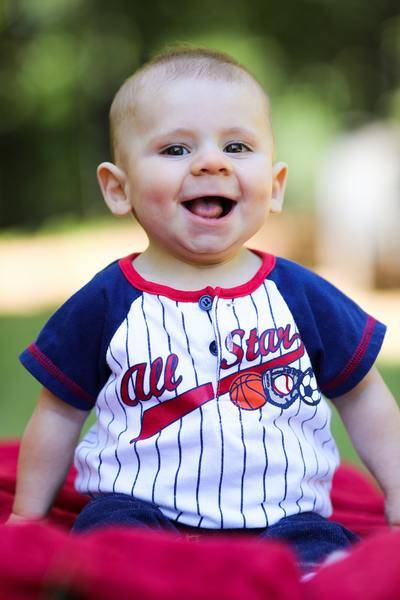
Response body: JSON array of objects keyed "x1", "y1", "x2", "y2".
[{"x1": 190, "y1": 148, "x2": 233, "y2": 176}]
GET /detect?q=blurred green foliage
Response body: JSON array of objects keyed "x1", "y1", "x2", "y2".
[{"x1": 1, "y1": 0, "x2": 399, "y2": 229}]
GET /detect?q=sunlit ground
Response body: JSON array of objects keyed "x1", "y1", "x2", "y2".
[{"x1": 1, "y1": 218, "x2": 399, "y2": 468}]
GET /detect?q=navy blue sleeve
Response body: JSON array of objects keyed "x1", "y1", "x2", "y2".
[
  {"x1": 269, "y1": 258, "x2": 386, "y2": 398},
  {"x1": 19, "y1": 261, "x2": 141, "y2": 410}
]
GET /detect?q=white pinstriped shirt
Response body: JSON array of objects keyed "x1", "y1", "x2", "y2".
[{"x1": 21, "y1": 251, "x2": 386, "y2": 529}]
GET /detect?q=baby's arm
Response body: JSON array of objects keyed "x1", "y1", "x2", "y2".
[
  {"x1": 333, "y1": 367, "x2": 400, "y2": 526},
  {"x1": 8, "y1": 387, "x2": 88, "y2": 523}
]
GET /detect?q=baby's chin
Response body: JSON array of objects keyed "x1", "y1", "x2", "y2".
[{"x1": 167, "y1": 238, "x2": 247, "y2": 267}]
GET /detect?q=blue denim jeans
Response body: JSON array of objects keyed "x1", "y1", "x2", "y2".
[{"x1": 72, "y1": 494, "x2": 358, "y2": 568}]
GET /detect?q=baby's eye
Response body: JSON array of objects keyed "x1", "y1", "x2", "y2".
[
  {"x1": 160, "y1": 145, "x2": 190, "y2": 156},
  {"x1": 224, "y1": 142, "x2": 251, "y2": 154}
]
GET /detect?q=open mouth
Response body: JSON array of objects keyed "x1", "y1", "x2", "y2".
[{"x1": 182, "y1": 196, "x2": 236, "y2": 219}]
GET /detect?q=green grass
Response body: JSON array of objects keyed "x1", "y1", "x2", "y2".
[
  {"x1": 0, "y1": 311, "x2": 399, "y2": 467},
  {"x1": 0, "y1": 310, "x2": 96, "y2": 439},
  {"x1": 0, "y1": 311, "x2": 51, "y2": 439}
]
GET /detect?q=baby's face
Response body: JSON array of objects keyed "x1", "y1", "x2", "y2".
[{"x1": 116, "y1": 76, "x2": 286, "y2": 264}]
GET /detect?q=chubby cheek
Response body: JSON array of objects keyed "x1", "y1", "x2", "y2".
[
  {"x1": 134, "y1": 189, "x2": 175, "y2": 220},
  {"x1": 240, "y1": 207, "x2": 269, "y2": 242},
  {"x1": 145, "y1": 159, "x2": 181, "y2": 191},
  {"x1": 236, "y1": 189, "x2": 271, "y2": 239},
  {"x1": 133, "y1": 201, "x2": 173, "y2": 235},
  {"x1": 239, "y1": 184, "x2": 272, "y2": 219},
  {"x1": 237, "y1": 161, "x2": 272, "y2": 197},
  {"x1": 131, "y1": 190, "x2": 179, "y2": 237}
]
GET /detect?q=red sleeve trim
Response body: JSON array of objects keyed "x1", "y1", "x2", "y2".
[
  {"x1": 28, "y1": 343, "x2": 95, "y2": 404},
  {"x1": 322, "y1": 316, "x2": 377, "y2": 393}
]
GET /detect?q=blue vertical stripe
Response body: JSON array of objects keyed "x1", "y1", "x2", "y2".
[
  {"x1": 151, "y1": 297, "x2": 178, "y2": 505},
  {"x1": 309, "y1": 415, "x2": 329, "y2": 509},
  {"x1": 214, "y1": 297, "x2": 225, "y2": 528},
  {"x1": 232, "y1": 300, "x2": 247, "y2": 527},
  {"x1": 141, "y1": 295, "x2": 162, "y2": 403},
  {"x1": 173, "y1": 418, "x2": 183, "y2": 511},
  {"x1": 78, "y1": 430, "x2": 97, "y2": 490},
  {"x1": 321, "y1": 438, "x2": 336, "y2": 478},
  {"x1": 108, "y1": 346, "x2": 128, "y2": 493},
  {"x1": 250, "y1": 293, "x2": 269, "y2": 526},
  {"x1": 263, "y1": 283, "x2": 288, "y2": 517},
  {"x1": 178, "y1": 303, "x2": 204, "y2": 525},
  {"x1": 124, "y1": 315, "x2": 142, "y2": 496},
  {"x1": 300, "y1": 405, "x2": 319, "y2": 506},
  {"x1": 87, "y1": 408, "x2": 101, "y2": 492},
  {"x1": 97, "y1": 377, "x2": 117, "y2": 492},
  {"x1": 289, "y1": 400, "x2": 307, "y2": 512},
  {"x1": 131, "y1": 401, "x2": 143, "y2": 495},
  {"x1": 152, "y1": 431, "x2": 162, "y2": 503},
  {"x1": 319, "y1": 438, "x2": 337, "y2": 514},
  {"x1": 260, "y1": 420, "x2": 269, "y2": 525}
]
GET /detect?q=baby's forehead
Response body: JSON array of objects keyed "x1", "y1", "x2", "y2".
[
  {"x1": 111, "y1": 66, "x2": 271, "y2": 158},
  {"x1": 136, "y1": 67, "x2": 269, "y2": 112}
]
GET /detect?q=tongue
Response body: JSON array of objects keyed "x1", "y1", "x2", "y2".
[{"x1": 187, "y1": 197, "x2": 224, "y2": 219}]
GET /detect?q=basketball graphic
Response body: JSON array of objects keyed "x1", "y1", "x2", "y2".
[{"x1": 229, "y1": 372, "x2": 267, "y2": 410}]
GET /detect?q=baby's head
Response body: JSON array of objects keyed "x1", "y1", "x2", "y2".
[
  {"x1": 109, "y1": 48, "x2": 271, "y2": 164},
  {"x1": 98, "y1": 46, "x2": 287, "y2": 265}
]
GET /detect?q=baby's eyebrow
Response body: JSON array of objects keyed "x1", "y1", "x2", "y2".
[
  {"x1": 219, "y1": 127, "x2": 258, "y2": 139},
  {"x1": 153, "y1": 128, "x2": 194, "y2": 140},
  {"x1": 150, "y1": 126, "x2": 258, "y2": 143}
]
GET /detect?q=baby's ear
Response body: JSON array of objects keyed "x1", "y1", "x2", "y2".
[
  {"x1": 270, "y1": 162, "x2": 288, "y2": 214},
  {"x1": 97, "y1": 162, "x2": 131, "y2": 216}
]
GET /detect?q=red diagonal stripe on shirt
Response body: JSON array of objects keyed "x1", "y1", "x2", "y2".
[
  {"x1": 131, "y1": 382, "x2": 215, "y2": 442},
  {"x1": 131, "y1": 343, "x2": 304, "y2": 442}
]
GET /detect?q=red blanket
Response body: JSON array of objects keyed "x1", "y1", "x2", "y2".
[{"x1": 1, "y1": 440, "x2": 399, "y2": 599}]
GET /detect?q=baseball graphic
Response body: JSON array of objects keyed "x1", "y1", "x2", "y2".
[
  {"x1": 229, "y1": 372, "x2": 267, "y2": 410},
  {"x1": 262, "y1": 366, "x2": 300, "y2": 409},
  {"x1": 272, "y1": 373, "x2": 294, "y2": 395}
]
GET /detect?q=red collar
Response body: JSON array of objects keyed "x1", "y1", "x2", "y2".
[{"x1": 118, "y1": 250, "x2": 276, "y2": 301}]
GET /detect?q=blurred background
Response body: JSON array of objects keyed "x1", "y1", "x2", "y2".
[{"x1": 0, "y1": 0, "x2": 399, "y2": 465}]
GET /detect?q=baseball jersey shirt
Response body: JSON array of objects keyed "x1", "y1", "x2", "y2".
[{"x1": 20, "y1": 250, "x2": 386, "y2": 529}]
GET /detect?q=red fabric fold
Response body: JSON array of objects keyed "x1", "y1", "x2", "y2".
[
  {"x1": 0, "y1": 440, "x2": 395, "y2": 599},
  {"x1": 304, "y1": 530, "x2": 400, "y2": 599}
]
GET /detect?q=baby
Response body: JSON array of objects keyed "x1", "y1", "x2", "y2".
[{"x1": 9, "y1": 47, "x2": 400, "y2": 571}]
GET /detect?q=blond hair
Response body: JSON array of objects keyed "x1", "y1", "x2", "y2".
[{"x1": 109, "y1": 45, "x2": 269, "y2": 161}]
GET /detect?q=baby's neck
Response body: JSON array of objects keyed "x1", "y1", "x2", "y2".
[{"x1": 132, "y1": 247, "x2": 263, "y2": 291}]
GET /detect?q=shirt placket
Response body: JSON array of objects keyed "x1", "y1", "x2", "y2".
[
  {"x1": 197, "y1": 290, "x2": 234, "y2": 402},
  {"x1": 210, "y1": 294, "x2": 222, "y2": 400},
  {"x1": 210, "y1": 294, "x2": 235, "y2": 402}
]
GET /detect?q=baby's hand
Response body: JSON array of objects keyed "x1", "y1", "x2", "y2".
[
  {"x1": 5, "y1": 512, "x2": 42, "y2": 526},
  {"x1": 384, "y1": 495, "x2": 400, "y2": 529}
]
